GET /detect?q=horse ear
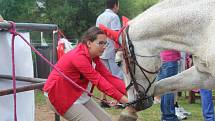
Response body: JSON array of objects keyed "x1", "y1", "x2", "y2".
[
  {"x1": 99, "y1": 24, "x2": 119, "y2": 42},
  {"x1": 122, "y1": 16, "x2": 130, "y2": 26}
]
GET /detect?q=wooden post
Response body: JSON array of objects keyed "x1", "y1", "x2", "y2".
[
  {"x1": 0, "y1": 82, "x2": 45, "y2": 96},
  {"x1": 0, "y1": 74, "x2": 46, "y2": 83},
  {"x1": 0, "y1": 22, "x2": 58, "y2": 32},
  {"x1": 52, "y1": 26, "x2": 60, "y2": 121},
  {"x1": 188, "y1": 91, "x2": 196, "y2": 104}
]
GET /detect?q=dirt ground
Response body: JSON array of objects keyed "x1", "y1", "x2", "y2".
[
  {"x1": 35, "y1": 104, "x2": 119, "y2": 121},
  {"x1": 35, "y1": 104, "x2": 65, "y2": 121}
]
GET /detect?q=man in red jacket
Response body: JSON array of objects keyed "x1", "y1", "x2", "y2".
[{"x1": 43, "y1": 26, "x2": 128, "y2": 121}]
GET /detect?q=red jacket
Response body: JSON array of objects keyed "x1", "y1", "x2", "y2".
[{"x1": 43, "y1": 43, "x2": 126, "y2": 115}]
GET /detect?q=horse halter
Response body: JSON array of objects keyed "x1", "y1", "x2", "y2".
[{"x1": 121, "y1": 25, "x2": 160, "y2": 111}]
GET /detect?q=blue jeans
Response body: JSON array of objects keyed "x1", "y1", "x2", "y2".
[
  {"x1": 158, "y1": 61, "x2": 179, "y2": 121},
  {"x1": 200, "y1": 89, "x2": 215, "y2": 121}
]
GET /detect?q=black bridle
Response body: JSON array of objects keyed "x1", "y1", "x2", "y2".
[{"x1": 121, "y1": 25, "x2": 161, "y2": 110}]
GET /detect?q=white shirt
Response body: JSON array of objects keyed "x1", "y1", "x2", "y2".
[{"x1": 96, "y1": 9, "x2": 121, "y2": 59}]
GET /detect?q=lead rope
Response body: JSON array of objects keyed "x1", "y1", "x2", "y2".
[
  {"x1": 8, "y1": 21, "x2": 18, "y2": 121},
  {"x1": 14, "y1": 29, "x2": 94, "y2": 96}
]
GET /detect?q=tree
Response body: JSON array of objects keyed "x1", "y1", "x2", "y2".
[
  {"x1": 119, "y1": 0, "x2": 159, "y2": 19},
  {"x1": 42, "y1": 0, "x2": 105, "y2": 39},
  {"x1": 0, "y1": 0, "x2": 39, "y2": 22},
  {"x1": 0, "y1": 0, "x2": 159, "y2": 39}
]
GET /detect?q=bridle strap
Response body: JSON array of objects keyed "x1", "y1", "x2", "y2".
[
  {"x1": 123, "y1": 25, "x2": 160, "y2": 104},
  {"x1": 121, "y1": 28, "x2": 129, "y2": 74},
  {"x1": 122, "y1": 27, "x2": 140, "y2": 92}
]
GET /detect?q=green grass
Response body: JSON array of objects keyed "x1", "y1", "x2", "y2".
[
  {"x1": 36, "y1": 90, "x2": 208, "y2": 121},
  {"x1": 35, "y1": 90, "x2": 47, "y2": 105},
  {"x1": 105, "y1": 96, "x2": 204, "y2": 121}
]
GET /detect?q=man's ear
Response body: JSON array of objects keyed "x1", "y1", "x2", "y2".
[{"x1": 114, "y1": 4, "x2": 117, "y2": 8}]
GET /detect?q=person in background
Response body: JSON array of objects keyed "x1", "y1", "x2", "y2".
[
  {"x1": 158, "y1": 50, "x2": 181, "y2": 121},
  {"x1": 200, "y1": 89, "x2": 215, "y2": 121},
  {"x1": 96, "y1": 0, "x2": 124, "y2": 108},
  {"x1": 174, "y1": 52, "x2": 191, "y2": 119},
  {"x1": 43, "y1": 26, "x2": 128, "y2": 121},
  {"x1": 187, "y1": 55, "x2": 215, "y2": 121}
]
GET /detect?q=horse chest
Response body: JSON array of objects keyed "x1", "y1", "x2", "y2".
[{"x1": 193, "y1": 56, "x2": 210, "y2": 73}]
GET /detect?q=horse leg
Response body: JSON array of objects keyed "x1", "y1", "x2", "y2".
[
  {"x1": 118, "y1": 107, "x2": 138, "y2": 121},
  {"x1": 153, "y1": 66, "x2": 215, "y2": 96}
]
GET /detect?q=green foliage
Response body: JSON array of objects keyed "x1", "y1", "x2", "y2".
[
  {"x1": 35, "y1": 90, "x2": 47, "y2": 105},
  {"x1": 0, "y1": 0, "x2": 159, "y2": 39},
  {"x1": 35, "y1": 90, "x2": 207, "y2": 121},
  {"x1": 42, "y1": 0, "x2": 105, "y2": 39},
  {"x1": 134, "y1": 0, "x2": 159, "y2": 15},
  {"x1": 0, "y1": 0, "x2": 39, "y2": 22},
  {"x1": 119, "y1": 0, "x2": 159, "y2": 19}
]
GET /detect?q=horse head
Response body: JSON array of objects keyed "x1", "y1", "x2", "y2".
[
  {"x1": 100, "y1": 1, "x2": 215, "y2": 120},
  {"x1": 100, "y1": 17, "x2": 162, "y2": 121}
]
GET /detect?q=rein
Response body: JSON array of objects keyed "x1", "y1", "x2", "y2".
[{"x1": 120, "y1": 25, "x2": 160, "y2": 108}]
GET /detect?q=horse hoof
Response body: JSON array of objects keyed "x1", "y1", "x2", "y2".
[{"x1": 118, "y1": 111, "x2": 138, "y2": 121}]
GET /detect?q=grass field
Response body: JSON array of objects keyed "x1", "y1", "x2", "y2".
[
  {"x1": 105, "y1": 96, "x2": 204, "y2": 121},
  {"x1": 36, "y1": 89, "x2": 209, "y2": 121}
]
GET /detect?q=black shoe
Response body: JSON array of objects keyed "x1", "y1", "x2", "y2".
[{"x1": 100, "y1": 101, "x2": 111, "y2": 108}]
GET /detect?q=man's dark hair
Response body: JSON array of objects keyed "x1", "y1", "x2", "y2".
[{"x1": 106, "y1": 0, "x2": 118, "y2": 9}]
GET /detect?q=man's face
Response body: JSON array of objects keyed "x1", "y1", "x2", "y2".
[{"x1": 114, "y1": 2, "x2": 119, "y2": 13}]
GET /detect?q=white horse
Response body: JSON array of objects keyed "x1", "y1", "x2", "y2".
[{"x1": 117, "y1": 0, "x2": 215, "y2": 120}]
